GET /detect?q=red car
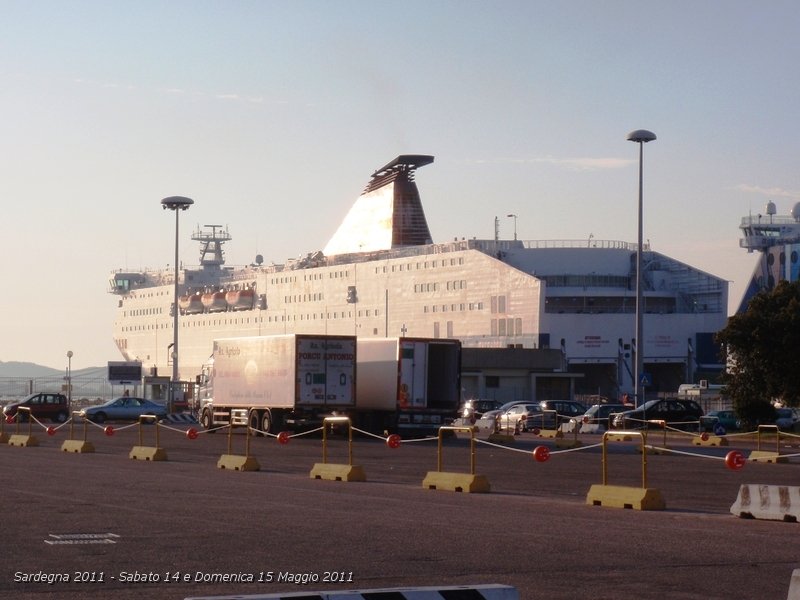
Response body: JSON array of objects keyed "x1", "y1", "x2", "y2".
[{"x1": 3, "y1": 393, "x2": 70, "y2": 423}]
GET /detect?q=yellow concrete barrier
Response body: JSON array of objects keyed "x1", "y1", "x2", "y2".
[
  {"x1": 586, "y1": 430, "x2": 665, "y2": 511},
  {"x1": 422, "y1": 426, "x2": 490, "y2": 493},
  {"x1": 218, "y1": 409, "x2": 260, "y2": 471},
  {"x1": 310, "y1": 417, "x2": 365, "y2": 482},
  {"x1": 129, "y1": 415, "x2": 168, "y2": 461},
  {"x1": 748, "y1": 425, "x2": 786, "y2": 463},
  {"x1": 61, "y1": 411, "x2": 95, "y2": 453},
  {"x1": 7, "y1": 407, "x2": 38, "y2": 447}
]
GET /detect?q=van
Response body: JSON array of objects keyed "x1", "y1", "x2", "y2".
[{"x1": 3, "y1": 393, "x2": 69, "y2": 423}]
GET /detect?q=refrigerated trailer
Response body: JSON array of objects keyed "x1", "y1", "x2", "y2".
[
  {"x1": 197, "y1": 334, "x2": 356, "y2": 433},
  {"x1": 355, "y1": 337, "x2": 461, "y2": 435}
]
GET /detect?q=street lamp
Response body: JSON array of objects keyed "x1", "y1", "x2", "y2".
[
  {"x1": 161, "y1": 195, "x2": 194, "y2": 413},
  {"x1": 66, "y1": 350, "x2": 73, "y2": 408},
  {"x1": 627, "y1": 129, "x2": 656, "y2": 408},
  {"x1": 507, "y1": 214, "x2": 518, "y2": 241}
]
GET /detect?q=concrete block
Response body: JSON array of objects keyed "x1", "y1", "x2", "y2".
[
  {"x1": 217, "y1": 454, "x2": 260, "y2": 471},
  {"x1": 749, "y1": 451, "x2": 787, "y2": 463},
  {"x1": 730, "y1": 484, "x2": 800, "y2": 522},
  {"x1": 129, "y1": 446, "x2": 168, "y2": 461},
  {"x1": 61, "y1": 440, "x2": 95, "y2": 453},
  {"x1": 310, "y1": 463, "x2": 366, "y2": 482},
  {"x1": 422, "y1": 471, "x2": 490, "y2": 493},
  {"x1": 586, "y1": 484, "x2": 666, "y2": 510},
  {"x1": 8, "y1": 434, "x2": 38, "y2": 447}
]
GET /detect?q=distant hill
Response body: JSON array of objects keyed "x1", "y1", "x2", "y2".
[{"x1": 0, "y1": 362, "x2": 106, "y2": 378}]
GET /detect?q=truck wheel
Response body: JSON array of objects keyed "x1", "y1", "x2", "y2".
[
  {"x1": 55, "y1": 412, "x2": 68, "y2": 424},
  {"x1": 260, "y1": 411, "x2": 273, "y2": 435},
  {"x1": 249, "y1": 410, "x2": 264, "y2": 437},
  {"x1": 200, "y1": 409, "x2": 214, "y2": 432}
]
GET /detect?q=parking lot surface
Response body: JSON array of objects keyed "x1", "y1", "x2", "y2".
[{"x1": 1, "y1": 422, "x2": 799, "y2": 599}]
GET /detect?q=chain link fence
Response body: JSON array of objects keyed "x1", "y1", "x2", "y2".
[{"x1": 0, "y1": 377, "x2": 120, "y2": 409}]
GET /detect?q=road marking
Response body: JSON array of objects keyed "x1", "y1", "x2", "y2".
[{"x1": 45, "y1": 533, "x2": 120, "y2": 545}]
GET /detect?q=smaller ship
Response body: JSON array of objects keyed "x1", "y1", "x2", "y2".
[{"x1": 738, "y1": 201, "x2": 800, "y2": 312}]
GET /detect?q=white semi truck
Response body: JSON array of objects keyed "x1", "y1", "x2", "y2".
[
  {"x1": 355, "y1": 337, "x2": 461, "y2": 435},
  {"x1": 197, "y1": 334, "x2": 357, "y2": 433}
]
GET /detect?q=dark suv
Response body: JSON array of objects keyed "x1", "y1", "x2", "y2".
[
  {"x1": 612, "y1": 398, "x2": 703, "y2": 430},
  {"x1": 3, "y1": 393, "x2": 70, "y2": 423}
]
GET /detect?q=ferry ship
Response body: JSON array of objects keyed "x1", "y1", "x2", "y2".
[
  {"x1": 737, "y1": 200, "x2": 800, "y2": 312},
  {"x1": 110, "y1": 154, "x2": 728, "y2": 398}
]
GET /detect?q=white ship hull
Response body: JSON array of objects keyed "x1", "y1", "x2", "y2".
[{"x1": 111, "y1": 155, "x2": 729, "y2": 397}]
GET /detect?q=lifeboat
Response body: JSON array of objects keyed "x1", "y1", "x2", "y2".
[
  {"x1": 179, "y1": 294, "x2": 204, "y2": 315},
  {"x1": 226, "y1": 288, "x2": 255, "y2": 311},
  {"x1": 201, "y1": 291, "x2": 228, "y2": 313}
]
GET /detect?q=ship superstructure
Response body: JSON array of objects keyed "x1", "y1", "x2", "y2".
[
  {"x1": 110, "y1": 155, "x2": 728, "y2": 398},
  {"x1": 737, "y1": 201, "x2": 800, "y2": 312}
]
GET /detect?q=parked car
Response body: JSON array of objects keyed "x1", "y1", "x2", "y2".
[
  {"x1": 516, "y1": 400, "x2": 587, "y2": 431},
  {"x1": 81, "y1": 397, "x2": 167, "y2": 423},
  {"x1": 700, "y1": 409, "x2": 741, "y2": 433},
  {"x1": 497, "y1": 403, "x2": 542, "y2": 434},
  {"x1": 612, "y1": 398, "x2": 703, "y2": 430},
  {"x1": 775, "y1": 407, "x2": 800, "y2": 431},
  {"x1": 459, "y1": 398, "x2": 504, "y2": 421},
  {"x1": 2, "y1": 393, "x2": 69, "y2": 423},
  {"x1": 579, "y1": 403, "x2": 626, "y2": 433}
]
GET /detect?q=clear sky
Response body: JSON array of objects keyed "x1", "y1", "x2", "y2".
[{"x1": 2, "y1": 0, "x2": 799, "y2": 370}]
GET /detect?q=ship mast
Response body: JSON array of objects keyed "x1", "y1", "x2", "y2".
[{"x1": 192, "y1": 225, "x2": 232, "y2": 270}]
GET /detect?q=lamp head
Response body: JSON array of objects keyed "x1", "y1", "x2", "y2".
[
  {"x1": 161, "y1": 196, "x2": 194, "y2": 211},
  {"x1": 626, "y1": 129, "x2": 656, "y2": 143}
]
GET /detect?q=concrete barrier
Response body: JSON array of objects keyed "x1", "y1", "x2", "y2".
[
  {"x1": 730, "y1": 484, "x2": 800, "y2": 522},
  {"x1": 184, "y1": 583, "x2": 519, "y2": 599},
  {"x1": 788, "y1": 568, "x2": 800, "y2": 600}
]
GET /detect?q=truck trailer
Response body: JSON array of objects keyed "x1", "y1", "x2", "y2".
[
  {"x1": 355, "y1": 337, "x2": 461, "y2": 435},
  {"x1": 197, "y1": 334, "x2": 356, "y2": 433}
]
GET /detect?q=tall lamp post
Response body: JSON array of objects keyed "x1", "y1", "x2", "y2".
[
  {"x1": 66, "y1": 350, "x2": 73, "y2": 408},
  {"x1": 626, "y1": 129, "x2": 656, "y2": 408},
  {"x1": 161, "y1": 196, "x2": 194, "y2": 413},
  {"x1": 507, "y1": 214, "x2": 518, "y2": 241}
]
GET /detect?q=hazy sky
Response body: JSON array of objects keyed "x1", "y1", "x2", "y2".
[{"x1": 3, "y1": 0, "x2": 798, "y2": 370}]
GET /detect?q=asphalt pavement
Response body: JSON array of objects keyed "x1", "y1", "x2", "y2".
[{"x1": 1, "y1": 420, "x2": 799, "y2": 599}]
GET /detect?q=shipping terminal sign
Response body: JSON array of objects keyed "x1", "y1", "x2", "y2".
[{"x1": 576, "y1": 336, "x2": 610, "y2": 349}]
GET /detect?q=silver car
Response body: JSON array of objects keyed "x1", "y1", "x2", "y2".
[{"x1": 496, "y1": 403, "x2": 542, "y2": 434}]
